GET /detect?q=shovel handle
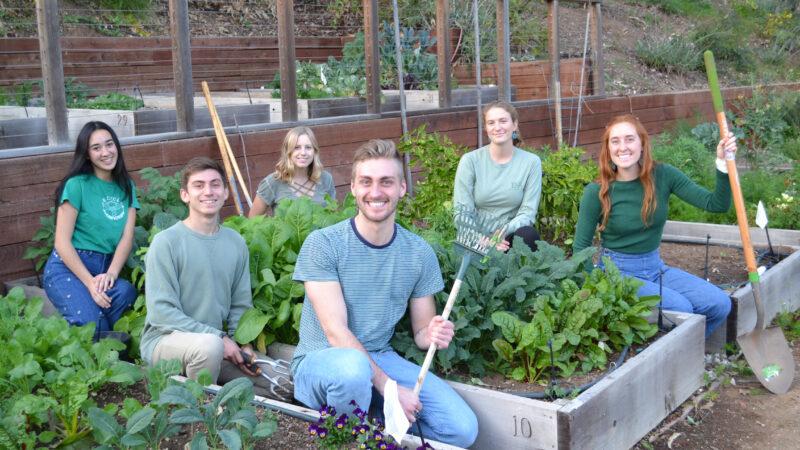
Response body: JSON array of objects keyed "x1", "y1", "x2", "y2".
[{"x1": 703, "y1": 51, "x2": 758, "y2": 280}]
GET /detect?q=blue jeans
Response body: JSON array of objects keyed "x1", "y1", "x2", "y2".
[
  {"x1": 43, "y1": 249, "x2": 137, "y2": 332},
  {"x1": 599, "y1": 248, "x2": 731, "y2": 337},
  {"x1": 293, "y1": 347, "x2": 478, "y2": 448}
]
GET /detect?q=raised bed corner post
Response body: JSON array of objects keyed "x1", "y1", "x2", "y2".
[
  {"x1": 436, "y1": 0, "x2": 452, "y2": 108},
  {"x1": 169, "y1": 0, "x2": 195, "y2": 132},
  {"x1": 363, "y1": 0, "x2": 381, "y2": 114},
  {"x1": 590, "y1": 0, "x2": 605, "y2": 96},
  {"x1": 35, "y1": 0, "x2": 69, "y2": 145},
  {"x1": 496, "y1": 0, "x2": 511, "y2": 102},
  {"x1": 277, "y1": 0, "x2": 298, "y2": 122},
  {"x1": 547, "y1": 0, "x2": 563, "y2": 147}
]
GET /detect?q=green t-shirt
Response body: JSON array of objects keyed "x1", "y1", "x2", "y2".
[
  {"x1": 60, "y1": 174, "x2": 139, "y2": 255},
  {"x1": 453, "y1": 146, "x2": 542, "y2": 233},
  {"x1": 573, "y1": 164, "x2": 732, "y2": 254}
]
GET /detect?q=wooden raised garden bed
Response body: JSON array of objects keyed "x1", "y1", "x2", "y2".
[{"x1": 447, "y1": 311, "x2": 705, "y2": 450}]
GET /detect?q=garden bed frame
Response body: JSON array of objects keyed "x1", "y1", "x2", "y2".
[{"x1": 446, "y1": 311, "x2": 704, "y2": 449}]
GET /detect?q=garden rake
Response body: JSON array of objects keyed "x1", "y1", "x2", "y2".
[
  {"x1": 239, "y1": 351, "x2": 293, "y2": 402},
  {"x1": 413, "y1": 205, "x2": 506, "y2": 395},
  {"x1": 386, "y1": 205, "x2": 505, "y2": 444}
]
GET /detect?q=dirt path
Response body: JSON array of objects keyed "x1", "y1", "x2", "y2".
[{"x1": 639, "y1": 342, "x2": 800, "y2": 449}]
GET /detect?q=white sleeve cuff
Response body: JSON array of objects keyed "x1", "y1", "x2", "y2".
[{"x1": 715, "y1": 158, "x2": 728, "y2": 174}]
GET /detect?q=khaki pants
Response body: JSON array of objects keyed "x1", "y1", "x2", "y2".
[{"x1": 152, "y1": 330, "x2": 293, "y2": 400}]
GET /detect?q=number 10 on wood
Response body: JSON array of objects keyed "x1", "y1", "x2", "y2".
[{"x1": 512, "y1": 415, "x2": 534, "y2": 439}]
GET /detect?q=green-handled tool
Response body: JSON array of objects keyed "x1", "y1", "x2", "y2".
[{"x1": 704, "y1": 50, "x2": 794, "y2": 394}]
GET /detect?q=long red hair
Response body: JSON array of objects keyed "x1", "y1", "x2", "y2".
[{"x1": 596, "y1": 114, "x2": 658, "y2": 230}]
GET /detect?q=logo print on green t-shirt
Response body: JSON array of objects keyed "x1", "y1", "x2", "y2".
[{"x1": 102, "y1": 196, "x2": 125, "y2": 220}]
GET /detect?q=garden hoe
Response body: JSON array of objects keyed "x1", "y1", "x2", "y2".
[
  {"x1": 705, "y1": 51, "x2": 794, "y2": 394},
  {"x1": 384, "y1": 206, "x2": 504, "y2": 443}
]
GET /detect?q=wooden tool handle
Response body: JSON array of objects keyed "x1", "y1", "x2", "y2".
[{"x1": 703, "y1": 52, "x2": 758, "y2": 279}]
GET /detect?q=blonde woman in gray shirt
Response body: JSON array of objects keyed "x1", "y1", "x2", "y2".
[{"x1": 248, "y1": 126, "x2": 336, "y2": 217}]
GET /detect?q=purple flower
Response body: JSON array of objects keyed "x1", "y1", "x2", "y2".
[
  {"x1": 417, "y1": 443, "x2": 435, "y2": 449},
  {"x1": 359, "y1": 443, "x2": 368, "y2": 449},
  {"x1": 378, "y1": 442, "x2": 388, "y2": 450},
  {"x1": 353, "y1": 407, "x2": 367, "y2": 419},
  {"x1": 318, "y1": 426, "x2": 328, "y2": 439},
  {"x1": 372, "y1": 430, "x2": 384, "y2": 441},
  {"x1": 335, "y1": 414, "x2": 349, "y2": 430},
  {"x1": 308, "y1": 423, "x2": 319, "y2": 436},
  {"x1": 349, "y1": 399, "x2": 358, "y2": 406}
]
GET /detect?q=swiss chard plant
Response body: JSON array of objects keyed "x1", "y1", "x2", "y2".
[
  {"x1": 392, "y1": 236, "x2": 597, "y2": 377},
  {"x1": 491, "y1": 257, "x2": 660, "y2": 383}
]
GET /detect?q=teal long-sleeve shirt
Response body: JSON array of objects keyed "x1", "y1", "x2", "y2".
[
  {"x1": 140, "y1": 221, "x2": 252, "y2": 364},
  {"x1": 573, "y1": 164, "x2": 732, "y2": 254},
  {"x1": 453, "y1": 146, "x2": 542, "y2": 233}
]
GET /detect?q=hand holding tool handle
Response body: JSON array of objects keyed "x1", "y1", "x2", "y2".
[{"x1": 703, "y1": 51, "x2": 757, "y2": 278}]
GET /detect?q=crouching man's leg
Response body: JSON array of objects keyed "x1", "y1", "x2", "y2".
[
  {"x1": 152, "y1": 331, "x2": 224, "y2": 381},
  {"x1": 292, "y1": 347, "x2": 373, "y2": 416},
  {"x1": 372, "y1": 351, "x2": 478, "y2": 448}
]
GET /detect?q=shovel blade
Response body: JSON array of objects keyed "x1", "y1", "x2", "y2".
[{"x1": 738, "y1": 327, "x2": 795, "y2": 394}]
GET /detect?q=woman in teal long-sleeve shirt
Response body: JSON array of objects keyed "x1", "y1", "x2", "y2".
[
  {"x1": 453, "y1": 101, "x2": 542, "y2": 251},
  {"x1": 574, "y1": 114, "x2": 738, "y2": 337}
]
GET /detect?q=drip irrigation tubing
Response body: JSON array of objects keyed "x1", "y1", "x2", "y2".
[{"x1": 509, "y1": 346, "x2": 630, "y2": 399}]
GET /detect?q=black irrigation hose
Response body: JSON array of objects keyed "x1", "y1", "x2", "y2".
[{"x1": 509, "y1": 345, "x2": 630, "y2": 399}]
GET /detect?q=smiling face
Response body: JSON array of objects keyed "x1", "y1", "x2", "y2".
[
  {"x1": 350, "y1": 157, "x2": 406, "y2": 225},
  {"x1": 607, "y1": 121, "x2": 642, "y2": 179},
  {"x1": 291, "y1": 134, "x2": 315, "y2": 172},
  {"x1": 180, "y1": 168, "x2": 229, "y2": 219},
  {"x1": 484, "y1": 106, "x2": 518, "y2": 146},
  {"x1": 87, "y1": 129, "x2": 118, "y2": 180}
]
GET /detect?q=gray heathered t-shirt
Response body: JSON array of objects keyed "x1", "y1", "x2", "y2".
[
  {"x1": 256, "y1": 171, "x2": 336, "y2": 209},
  {"x1": 290, "y1": 217, "x2": 444, "y2": 373}
]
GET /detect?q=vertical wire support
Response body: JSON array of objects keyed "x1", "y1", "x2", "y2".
[
  {"x1": 391, "y1": 0, "x2": 413, "y2": 196},
  {"x1": 572, "y1": 5, "x2": 591, "y2": 148},
  {"x1": 474, "y1": 0, "x2": 483, "y2": 148}
]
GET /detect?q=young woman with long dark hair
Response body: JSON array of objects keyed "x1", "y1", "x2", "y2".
[{"x1": 43, "y1": 121, "x2": 139, "y2": 331}]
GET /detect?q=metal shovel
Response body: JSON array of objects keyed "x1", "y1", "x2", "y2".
[{"x1": 705, "y1": 51, "x2": 795, "y2": 394}]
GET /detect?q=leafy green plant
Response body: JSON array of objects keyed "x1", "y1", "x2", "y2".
[
  {"x1": 0, "y1": 79, "x2": 39, "y2": 106},
  {"x1": 89, "y1": 360, "x2": 188, "y2": 449},
  {"x1": 226, "y1": 196, "x2": 357, "y2": 351},
  {"x1": 535, "y1": 144, "x2": 598, "y2": 247},
  {"x1": 135, "y1": 167, "x2": 188, "y2": 229},
  {"x1": 82, "y1": 92, "x2": 144, "y2": 110},
  {"x1": 393, "y1": 238, "x2": 597, "y2": 377},
  {"x1": 65, "y1": 77, "x2": 93, "y2": 107},
  {"x1": 491, "y1": 257, "x2": 659, "y2": 382},
  {"x1": 0, "y1": 287, "x2": 141, "y2": 448},
  {"x1": 22, "y1": 207, "x2": 55, "y2": 272},
  {"x1": 157, "y1": 376, "x2": 278, "y2": 448},
  {"x1": 774, "y1": 308, "x2": 800, "y2": 341},
  {"x1": 399, "y1": 125, "x2": 466, "y2": 226}
]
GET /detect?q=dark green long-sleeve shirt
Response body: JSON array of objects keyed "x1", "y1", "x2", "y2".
[{"x1": 573, "y1": 164, "x2": 732, "y2": 254}]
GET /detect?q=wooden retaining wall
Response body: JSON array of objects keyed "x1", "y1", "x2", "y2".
[
  {"x1": 1, "y1": 84, "x2": 793, "y2": 287},
  {"x1": 452, "y1": 59, "x2": 593, "y2": 101},
  {"x1": 0, "y1": 36, "x2": 349, "y2": 94}
]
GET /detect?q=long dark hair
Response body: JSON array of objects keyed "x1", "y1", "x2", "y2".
[{"x1": 54, "y1": 121, "x2": 134, "y2": 212}]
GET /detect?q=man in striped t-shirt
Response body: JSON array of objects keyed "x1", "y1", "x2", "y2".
[{"x1": 291, "y1": 140, "x2": 478, "y2": 448}]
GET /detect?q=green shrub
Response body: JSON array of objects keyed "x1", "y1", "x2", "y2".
[
  {"x1": 635, "y1": 36, "x2": 703, "y2": 74},
  {"x1": 399, "y1": 125, "x2": 466, "y2": 228},
  {"x1": 535, "y1": 144, "x2": 598, "y2": 247},
  {"x1": 643, "y1": 0, "x2": 716, "y2": 17}
]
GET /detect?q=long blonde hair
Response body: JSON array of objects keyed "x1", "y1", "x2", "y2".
[
  {"x1": 596, "y1": 114, "x2": 658, "y2": 230},
  {"x1": 275, "y1": 126, "x2": 324, "y2": 184}
]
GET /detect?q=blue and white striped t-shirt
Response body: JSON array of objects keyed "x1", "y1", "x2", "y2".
[{"x1": 291, "y1": 217, "x2": 444, "y2": 372}]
